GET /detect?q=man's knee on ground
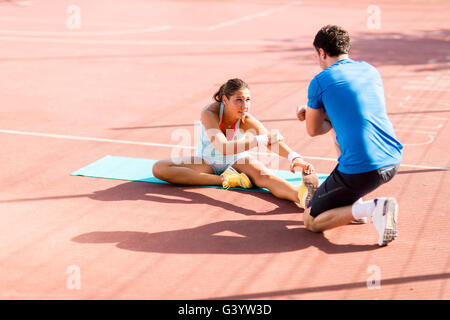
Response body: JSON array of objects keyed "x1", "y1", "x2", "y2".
[
  {"x1": 304, "y1": 208, "x2": 322, "y2": 233},
  {"x1": 305, "y1": 218, "x2": 322, "y2": 233}
]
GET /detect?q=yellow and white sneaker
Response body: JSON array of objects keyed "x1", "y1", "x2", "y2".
[
  {"x1": 220, "y1": 167, "x2": 252, "y2": 189},
  {"x1": 298, "y1": 172, "x2": 319, "y2": 209}
]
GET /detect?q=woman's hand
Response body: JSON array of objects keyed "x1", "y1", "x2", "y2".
[{"x1": 290, "y1": 157, "x2": 315, "y2": 174}]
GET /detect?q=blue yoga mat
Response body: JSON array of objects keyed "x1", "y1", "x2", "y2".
[{"x1": 71, "y1": 155, "x2": 328, "y2": 193}]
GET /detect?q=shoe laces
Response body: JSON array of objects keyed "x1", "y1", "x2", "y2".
[
  {"x1": 221, "y1": 167, "x2": 241, "y2": 189},
  {"x1": 223, "y1": 174, "x2": 242, "y2": 189}
]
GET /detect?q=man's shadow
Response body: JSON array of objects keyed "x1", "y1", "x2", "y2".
[
  {"x1": 88, "y1": 181, "x2": 301, "y2": 216},
  {"x1": 72, "y1": 219, "x2": 378, "y2": 255}
]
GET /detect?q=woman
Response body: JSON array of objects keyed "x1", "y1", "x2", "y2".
[{"x1": 152, "y1": 78, "x2": 315, "y2": 205}]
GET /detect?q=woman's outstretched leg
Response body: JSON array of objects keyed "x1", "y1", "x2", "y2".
[{"x1": 232, "y1": 157, "x2": 300, "y2": 204}]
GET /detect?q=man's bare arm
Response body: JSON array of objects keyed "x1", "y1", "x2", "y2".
[{"x1": 305, "y1": 107, "x2": 333, "y2": 137}]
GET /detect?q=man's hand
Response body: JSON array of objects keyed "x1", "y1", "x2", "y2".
[
  {"x1": 296, "y1": 105, "x2": 307, "y2": 121},
  {"x1": 290, "y1": 157, "x2": 314, "y2": 174}
]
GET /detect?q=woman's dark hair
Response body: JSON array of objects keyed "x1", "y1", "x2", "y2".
[
  {"x1": 313, "y1": 25, "x2": 351, "y2": 57},
  {"x1": 213, "y1": 78, "x2": 249, "y2": 102}
]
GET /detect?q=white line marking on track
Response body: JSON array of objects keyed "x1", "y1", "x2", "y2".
[
  {"x1": 0, "y1": 5, "x2": 288, "y2": 36},
  {"x1": 0, "y1": 129, "x2": 195, "y2": 149},
  {"x1": 390, "y1": 115, "x2": 450, "y2": 121},
  {"x1": 401, "y1": 135, "x2": 435, "y2": 146},
  {"x1": 0, "y1": 36, "x2": 284, "y2": 46},
  {"x1": 388, "y1": 96, "x2": 450, "y2": 106},
  {"x1": 206, "y1": 5, "x2": 288, "y2": 30},
  {"x1": 407, "y1": 80, "x2": 450, "y2": 86},
  {"x1": 0, "y1": 16, "x2": 145, "y2": 28},
  {"x1": 394, "y1": 123, "x2": 443, "y2": 129},
  {"x1": 0, "y1": 26, "x2": 175, "y2": 37},
  {"x1": 394, "y1": 128, "x2": 437, "y2": 135},
  {"x1": 391, "y1": 115, "x2": 448, "y2": 121},
  {"x1": 401, "y1": 86, "x2": 450, "y2": 92},
  {"x1": 1, "y1": 128, "x2": 449, "y2": 171}
]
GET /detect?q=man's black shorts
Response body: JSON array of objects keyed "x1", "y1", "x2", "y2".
[{"x1": 308, "y1": 164, "x2": 399, "y2": 218}]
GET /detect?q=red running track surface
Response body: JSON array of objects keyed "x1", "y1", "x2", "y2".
[{"x1": 0, "y1": 0, "x2": 449, "y2": 299}]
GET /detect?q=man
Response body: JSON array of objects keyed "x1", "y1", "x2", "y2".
[{"x1": 295, "y1": 25, "x2": 403, "y2": 246}]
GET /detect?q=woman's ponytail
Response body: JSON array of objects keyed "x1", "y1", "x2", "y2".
[{"x1": 213, "y1": 78, "x2": 249, "y2": 102}]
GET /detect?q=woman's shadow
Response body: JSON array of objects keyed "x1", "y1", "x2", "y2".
[
  {"x1": 74, "y1": 181, "x2": 378, "y2": 254},
  {"x1": 88, "y1": 181, "x2": 301, "y2": 216}
]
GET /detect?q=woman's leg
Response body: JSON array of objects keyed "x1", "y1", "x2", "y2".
[
  {"x1": 232, "y1": 157, "x2": 300, "y2": 203},
  {"x1": 152, "y1": 156, "x2": 222, "y2": 185}
]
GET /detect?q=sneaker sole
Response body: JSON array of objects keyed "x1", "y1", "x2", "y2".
[
  {"x1": 380, "y1": 198, "x2": 398, "y2": 246},
  {"x1": 349, "y1": 217, "x2": 368, "y2": 224},
  {"x1": 301, "y1": 172, "x2": 319, "y2": 208}
]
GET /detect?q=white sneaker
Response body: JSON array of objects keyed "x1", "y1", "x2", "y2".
[{"x1": 371, "y1": 197, "x2": 398, "y2": 246}]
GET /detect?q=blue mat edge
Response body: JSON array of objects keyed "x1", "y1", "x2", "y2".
[{"x1": 71, "y1": 155, "x2": 328, "y2": 194}]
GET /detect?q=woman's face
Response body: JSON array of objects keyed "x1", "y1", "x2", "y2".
[{"x1": 223, "y1": 88, "x2": 251, "y2": 120}]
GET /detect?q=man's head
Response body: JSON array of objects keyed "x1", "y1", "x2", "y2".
[{"x1": 313, "y1": 25, "x2": 351, "y2": 69}]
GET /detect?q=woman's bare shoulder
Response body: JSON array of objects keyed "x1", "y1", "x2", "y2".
[
  {"x1": 201, "y1": 101, "x2": 220, "y2": 113},
  {"x1": 201, "y1": 101, "x2": 221, "y2": 119},
  {"x1": 200, "y1": 101, "x2": 222, "y2": 128}
]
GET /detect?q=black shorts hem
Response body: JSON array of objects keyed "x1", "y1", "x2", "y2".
[{"x1": 308, "y1": 164, "x2": 399, "y2": 218}]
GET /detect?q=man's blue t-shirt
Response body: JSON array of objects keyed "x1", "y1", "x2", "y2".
[{"x1": 307, "y1": 58, "x2": 403, "y2": 174}]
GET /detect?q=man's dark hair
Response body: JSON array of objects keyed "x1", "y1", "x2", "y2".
[{"x1": 313, "y1": 25, "x2": 351, "y2": 57}]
